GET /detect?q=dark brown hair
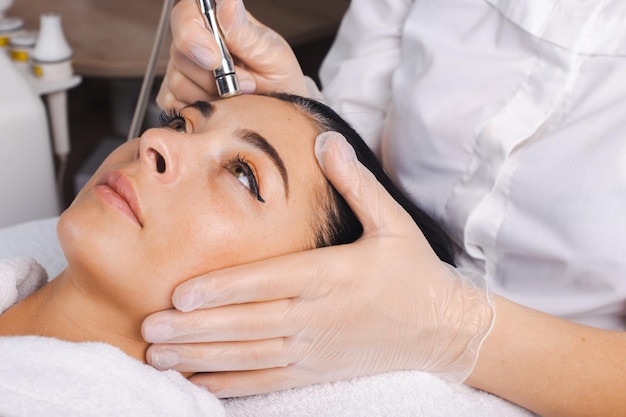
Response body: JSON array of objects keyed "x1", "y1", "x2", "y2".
[{"x1": 267, "y1": 92, "x2": 454, "y2": 265}]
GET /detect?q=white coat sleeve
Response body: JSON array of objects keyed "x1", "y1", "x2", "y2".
[{"x1": 319, "y1": 0, "x2": 413, "y2": 154}]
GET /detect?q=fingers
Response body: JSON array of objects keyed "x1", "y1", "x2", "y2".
[
  {"x1": 160, "y1": 0, "x2": 243, "y2": 109},
  {"x1": 156, "y1": 49, "x2": 215, "y2": 109},
  {"x1": 315, "y1": 132, "x2": 413, "y2": 234},
  {"x1": 216, "y1": 0, "x2": 308, "y2": 95},
  {"x1": 168, "y1": 247, "x2": 334, "y2": 311},
  {"x1": 171, "y1": 0, "x2": 266, "y2": 74},
  {"x1": 147, "y1": 338, "x2": 295, "y2": 374},
  {"x1": 142, "y1": 298, "x2": 301, "y2": 343},
  {"x1": 169, "y1": 0, "x2": 221, "y2": 70},
  {"x1": 164, "y1": 0, "x2": 307, "y2": 103}
]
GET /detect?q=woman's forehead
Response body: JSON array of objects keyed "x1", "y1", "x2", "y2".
[
  {"x1": 212, "y1": 94, "x2": 299, "y2": 118},
  {"x1": 212, "y1": 94, "x2": 320, "y2": 153},
  {"x1": 218, "y1": 93, "x2": 321, "y2": 148}
]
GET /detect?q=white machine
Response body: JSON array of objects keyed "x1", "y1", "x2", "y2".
[
  {"x1": 0, "y1": 52, "x2": 60, "y2": 228},
  {"x1": 0, "y1": 5, "x2": 80, "y2": 228}
]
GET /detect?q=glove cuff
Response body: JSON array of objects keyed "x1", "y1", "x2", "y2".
[{"x1": 431, "y1": 264, "x2": 496, "y2": 384}]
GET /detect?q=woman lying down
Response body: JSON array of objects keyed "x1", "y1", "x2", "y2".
[{"x1": 0, "y1": 93, "x2": 533, "y2": 417}]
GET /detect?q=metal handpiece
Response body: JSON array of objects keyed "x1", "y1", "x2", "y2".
[{"x1": 197, "y1": 0, "x2": 241, "y2": 98}]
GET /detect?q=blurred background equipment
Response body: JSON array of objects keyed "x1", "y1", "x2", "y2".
[{"x1": 0, "y1": 0, "x2": 81, "y2": 228}]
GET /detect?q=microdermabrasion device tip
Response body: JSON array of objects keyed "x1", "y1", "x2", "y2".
[{"x1": 197, "y1": 0, "x2": 241, "y2": 98}]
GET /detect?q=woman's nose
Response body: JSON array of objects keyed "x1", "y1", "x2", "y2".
[{"x1": 138, "y1": 128, "x2": 182, "y2": 183}]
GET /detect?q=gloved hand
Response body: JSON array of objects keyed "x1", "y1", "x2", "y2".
[
  {"x1": 157, "y1": 0, "x2": 309, "y2": 109},
  {"x1": 142, "y1": 131, "x2": 496, "y2": 398}
]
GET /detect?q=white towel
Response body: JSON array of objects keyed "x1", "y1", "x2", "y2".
[
  {"x1": 224, "y1": 371, "x2": 536, "y2": 417},
  {"x1": 0, "y1": 257, "x2": 47, "y2": 313},
  {"x1": 0, "y1": 336, "x2": 226, "y2": 417},
  {"x1": 0, "y1": 335, "x2": 534, "y2": 417}
]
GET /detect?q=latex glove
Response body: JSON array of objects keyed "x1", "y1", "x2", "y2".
[
  {"x1": 157, "y1": 0, "x2": 309, "y2": 109},
  {"x1": 142, "y1": 132, "x2": 496, "y2": 398}
]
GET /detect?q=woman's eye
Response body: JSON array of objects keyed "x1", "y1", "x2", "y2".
[
  {"x1": 228, "y1": 159, "x2": 265, "y2": 203},
  {"x1": 158, "y1": 110, "x2": 187, "y2": 133},
  {"x1": 168, "y1": 118, "x2": 186, "y2": 132}
]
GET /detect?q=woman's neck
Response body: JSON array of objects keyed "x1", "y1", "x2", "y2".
[{"x1": 0, "y1": 269, "x2": 149, "y2": 363}]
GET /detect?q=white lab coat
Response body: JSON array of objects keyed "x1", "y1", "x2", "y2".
[{"x1": 320, "y1": 0, "x2": 626, "y2": 330}]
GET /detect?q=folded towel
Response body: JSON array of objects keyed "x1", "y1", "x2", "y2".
[
  {"x1": 0, "y1": 257, "x2": 47, "y2": 313},
  {"x1": 0, "y1": 335, "x2": 534, "y2": 417},
  {"x1": 0, "y1": 336, "x2": 226, "y2": 417},
  {"x1": 224, "y1": 371, "x2": 536, "y2": 417}
]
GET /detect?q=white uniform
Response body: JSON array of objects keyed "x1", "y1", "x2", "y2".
[{"x1": 320, "y1": 0, "x2": 626, "y2": 330}]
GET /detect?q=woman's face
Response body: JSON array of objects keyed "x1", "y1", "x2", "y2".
[{"x1": 58, "y1": 95, "x2": 326, "y2": 315}]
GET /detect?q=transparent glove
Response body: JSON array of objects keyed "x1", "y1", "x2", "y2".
[
  {"x1": 142, "y1": 132, "x2": 496, "y2": 397},
  {"x1": 157, "y1": 0, "x2": 309, "y2": 109}
]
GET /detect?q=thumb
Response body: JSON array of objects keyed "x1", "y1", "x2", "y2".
[{"x1": 315, "y1": 131, "x2": 410, "y2": 235}]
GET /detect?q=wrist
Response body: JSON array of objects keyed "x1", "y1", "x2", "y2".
[{"x1": 429, "y1": 264, "x2": 496, "y2": 383}]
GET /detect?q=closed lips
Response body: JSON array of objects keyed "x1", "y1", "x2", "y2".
[{"x1": 98, "y1": 171, "x2": 144, "y2": 227}]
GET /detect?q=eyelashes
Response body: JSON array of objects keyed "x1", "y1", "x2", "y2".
[
  {"x1": 228, "y1": 154, "x2": 265, "y2": 203},
  {"x1": 159, "y1": 109, "x2": 187, "y2": 132}
]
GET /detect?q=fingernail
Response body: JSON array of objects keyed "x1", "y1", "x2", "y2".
[
  {"x1": 149, "y1": 349, "x2": 179, "y2": 370},
  {"x1": 190, "y1": 45, "x2": 216, "y2": 70},
  {"x1": 173, "y1": 289, "x2": 200, "y2": 312},
  {"x1": 143, "y1": 321, "x2": 173, "y2": 343}
]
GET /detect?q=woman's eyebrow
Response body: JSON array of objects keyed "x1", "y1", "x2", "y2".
[
  {"x1": 237, "y1": 128, "x2": 289, "y2": 198},
  {"x1": 183, "y1": 100, "x2": 214, "y2": 118}
]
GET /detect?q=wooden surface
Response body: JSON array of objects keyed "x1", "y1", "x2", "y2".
[{"x1": 8, "y1": 0, "x2": 349, "y2": 78}]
